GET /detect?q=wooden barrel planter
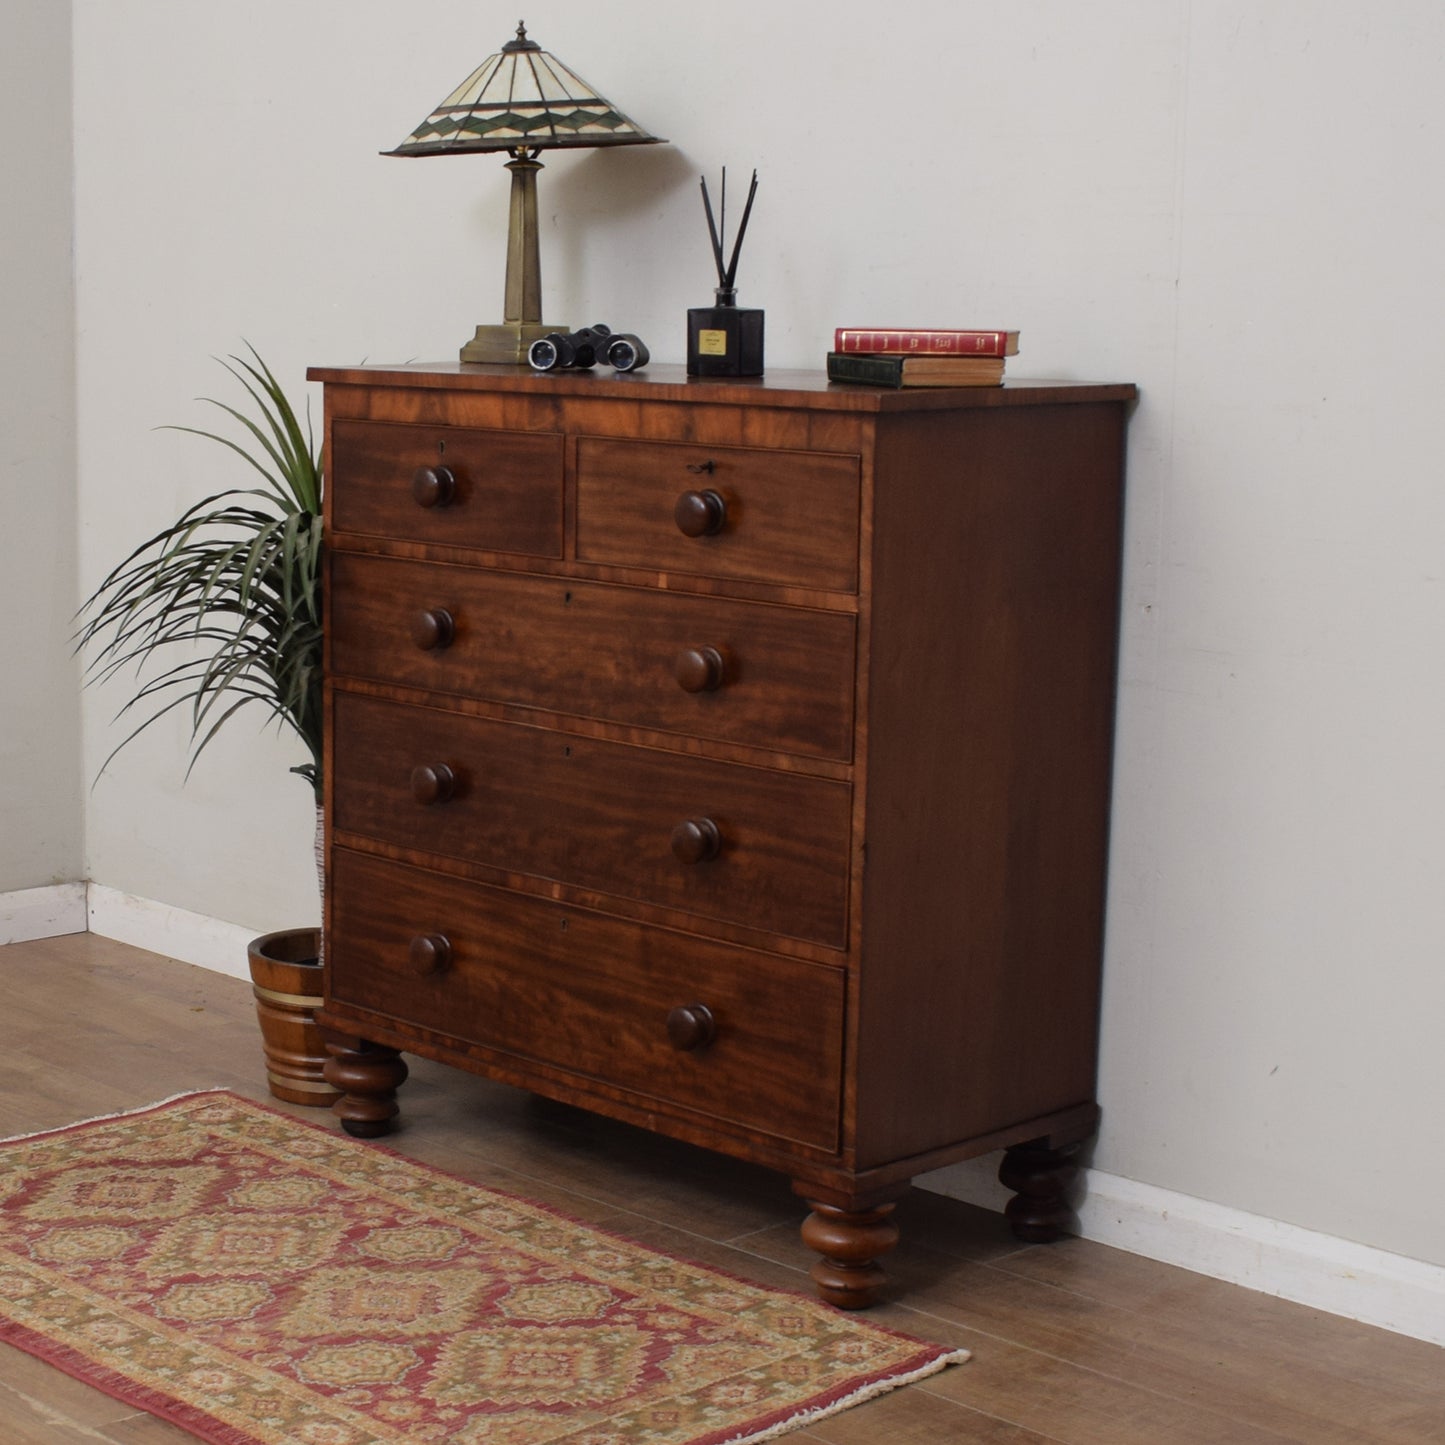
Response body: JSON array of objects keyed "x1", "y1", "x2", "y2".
[{"x1": 247, "y1": 927, "x2": 340, "y2": 1107}]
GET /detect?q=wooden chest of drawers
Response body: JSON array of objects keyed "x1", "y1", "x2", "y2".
[{"x1": 309, "y1": 362, "x2": 1135, "y2": 1306}]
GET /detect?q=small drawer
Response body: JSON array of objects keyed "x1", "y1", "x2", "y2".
[
  {"x1": 330, "y1": 419, "x2": 563, "y2": 557},
  {"x1": 329, "y1": 553, "x2": 857, "y2": 761},
  {"x1": 331, "y1": 693, "x2": 852, "y2": 949},
  {"x1": 575, "y1": 437, "x2": 861, "y2": 591},
  {"x1": 328, "y1": 850, "x2": 843, "y2": 1150}
]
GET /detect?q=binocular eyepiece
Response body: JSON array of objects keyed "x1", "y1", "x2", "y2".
[{"x1": 528, "y1": 324, "x2": 650, "y2": 374}]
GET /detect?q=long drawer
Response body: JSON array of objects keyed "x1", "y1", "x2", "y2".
[
  {"x1": 331, "y1": 692, "x2": 852, "y2": 948},
  {"x1": 329, "y1": 552, "x2": 857, "y2": 761},
  {"x1": 330, "y1": 419, "x2": 564, "y2": 557},
  {"x1": 575, "y1": 437, "x2": 861, "y2": 592},
  {"x1": 328, "y1": 849, "x2": 844, "y2": 1151}
]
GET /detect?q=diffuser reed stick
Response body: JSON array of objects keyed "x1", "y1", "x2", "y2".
[{"x1": 700, "y1": 168, "x2": 759, "y2": 301}]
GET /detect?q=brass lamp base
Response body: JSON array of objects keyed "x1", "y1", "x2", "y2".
[{"x1": 459, "y1": 321, "x2": 561, "y2": 366}]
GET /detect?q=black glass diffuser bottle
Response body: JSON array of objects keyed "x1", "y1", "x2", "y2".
[{"x1": 687, "y1": 169, "x2": 764, "y2": 376}]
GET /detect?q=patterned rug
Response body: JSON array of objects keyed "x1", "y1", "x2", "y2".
[{"x1": 0, "y1": 1091, "x2": 967, "y2": 1444}]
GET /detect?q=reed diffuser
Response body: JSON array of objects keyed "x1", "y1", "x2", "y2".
[{"x1": 687, "y1": 168, "x2": 763, "y2": 376}]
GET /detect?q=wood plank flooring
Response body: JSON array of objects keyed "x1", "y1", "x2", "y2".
[{"x1": 3, "y1": 932, "x2": 1442, "y2": 1442}]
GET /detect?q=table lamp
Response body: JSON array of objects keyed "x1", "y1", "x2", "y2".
[{"x1": 386, "y1": 21, "x2": 665, "y2": 364}]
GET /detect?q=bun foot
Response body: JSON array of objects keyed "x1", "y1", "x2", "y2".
[
  {"x1": 799, "y1": 1198, "x2": 900, "y2": 1309},
  {"x1": 321, "y1": 1032, "x2": 409, "y2": 1137},
  {"x1": 999, "y1": 1139, "x2": 1082, "y2": 1242}
]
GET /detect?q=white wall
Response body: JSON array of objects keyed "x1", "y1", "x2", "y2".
[
  {"x1": 1097, "y1": 3, "x2": 1445, "y2": 1273},
  {"x1": 0, "y1": 1, "x2": 83, "y2": 892},
  {"x1": 63, "y1": 1, "x2": 1445, "y2": 1271}
]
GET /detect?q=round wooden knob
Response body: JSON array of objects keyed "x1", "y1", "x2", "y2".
[
  {"x1": 410, "y1": 762, "x2": 457, "y2": 805},
  {"x1": 673, "y1": 646, "x2": 726, "y2": 693},
  {"x1": 408, "y1": 933, "x2": 451, "y2": 975},
  {"x1": 666, "y1": 1003, "x2": 716, "y2": 1051},
  {"x1": 671, "y1": 817, "x2": 721, "y2": 864},
  {"x1": 674, "y1": 488, "x2": 727, "y2": 537},
  {"x1": 412, "y1": 464, "x2": 456, "y2": 509},
  {"x1": 411, "y1": 608, "x2": 455, "y2": 651}
]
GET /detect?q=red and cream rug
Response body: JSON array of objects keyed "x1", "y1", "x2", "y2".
[{"x1": 0, "y1": 1091, "x2": 967, "y2": 1444}]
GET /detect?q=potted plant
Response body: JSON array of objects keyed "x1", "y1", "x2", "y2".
[{"x1": 76, "y1": 346, "x2": 337, "y2": 1106}]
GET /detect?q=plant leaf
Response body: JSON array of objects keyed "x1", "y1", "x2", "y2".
[{"x1": 76, "y1": 348, "x2": 324, "y2": 802}]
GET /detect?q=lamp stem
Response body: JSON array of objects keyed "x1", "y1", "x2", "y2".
[{"x1": 503, "y1": 155, "x2": 544, "y2": 326}]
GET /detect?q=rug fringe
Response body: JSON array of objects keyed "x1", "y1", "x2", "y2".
[
  {"x1": 717, "y1": 1347, "x2": 972, "y2": 1445},
  {"x1": 0, "y1": 1088, "x2": 234, "y2": 1146}
]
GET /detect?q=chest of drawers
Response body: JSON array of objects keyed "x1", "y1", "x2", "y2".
[{"x1": 310, "y1": 362, "x2": 1135, "y2": 1306}]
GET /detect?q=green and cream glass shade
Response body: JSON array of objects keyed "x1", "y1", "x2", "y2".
[{"x1": 387, "y1": 21, "x2": 664, "y2": 364}]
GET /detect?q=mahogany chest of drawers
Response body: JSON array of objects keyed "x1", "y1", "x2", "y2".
[{"x1": 309, "y1": 361, "x2": 1134, "y2": 1306}]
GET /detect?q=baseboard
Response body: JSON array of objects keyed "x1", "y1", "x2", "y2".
[
  {"x1": 85, "y1": 883, "x2": 256, "y2": 983},
  {"x1": 918, "y1": 1158, "x2": 1445, "y2": 1347},
  {"x1": 0, "y1": 882, "x2": 88, "y2": 944}
]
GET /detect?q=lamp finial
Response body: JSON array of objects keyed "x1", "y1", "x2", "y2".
[{"x1": 503, "y1": 20, "x2": 540, "y2": 52}]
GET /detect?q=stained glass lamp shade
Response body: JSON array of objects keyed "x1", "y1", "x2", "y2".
[{"x1": 386, "y1": 21, "x2": 664, "y2": 364}]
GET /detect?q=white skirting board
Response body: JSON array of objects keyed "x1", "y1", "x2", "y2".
[
  {"x1": 5, "y1": 881, "x2": 1443, "y2": 1348},
  {"x1": 84, "y1": 882, "x2": 257, "y2": 983},
  {"x1": 920, "y1": 1158, "x2": 1445, "y2": 1348},
  {"x1": 0, "y1": 881, "x2": 88, "y2": 944},
  {"x1": 1080, "y1": 1172, "x2": 1445, "y2": 1347}
]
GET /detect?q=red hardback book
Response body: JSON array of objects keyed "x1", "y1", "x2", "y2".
[{"x1": 833, "y1": 328, "x2": 1020, "y2": 357}]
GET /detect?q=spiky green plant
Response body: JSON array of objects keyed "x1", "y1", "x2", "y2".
[{"x1": 76, "y1": 347, "x2": 323, "y2": 801}]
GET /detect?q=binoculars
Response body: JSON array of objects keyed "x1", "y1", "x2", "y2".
[{"x1": 528, "y1": 324, "x2": 650, "y2": 374}]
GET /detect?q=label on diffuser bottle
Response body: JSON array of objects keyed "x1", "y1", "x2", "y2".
[{"x1": 697, "y1": 329, "x2": 728, "y2": 356}]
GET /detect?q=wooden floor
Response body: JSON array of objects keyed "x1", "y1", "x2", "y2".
[{"x1": 2, "y1": 934, "x2": 1442, "y2": 1443}]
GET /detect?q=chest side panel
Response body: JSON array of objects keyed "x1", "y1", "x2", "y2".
[{"x1": 853, "y1": 401, "x2": 1127, "y2": 1166}]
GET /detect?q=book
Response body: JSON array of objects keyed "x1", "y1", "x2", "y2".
[
  {"x1": 826, "y1": 352, "x2": 1005, "y2": 388},
  {"x1": 833, "y1": 328, "x2": 1019, "y2": 357}
]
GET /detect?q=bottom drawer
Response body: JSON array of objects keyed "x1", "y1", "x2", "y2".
[{"x1": 328, "y1": 849, "x2": 844, "y2": 1151}]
